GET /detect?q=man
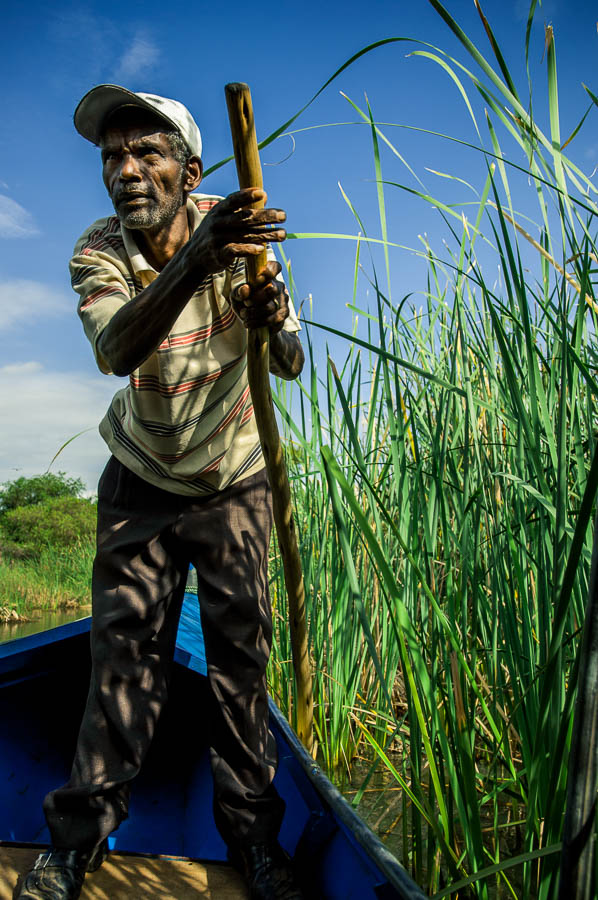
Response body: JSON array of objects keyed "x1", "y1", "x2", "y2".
[{"x1": 17, "y1": 85, "x2": 305, "y2": 900}]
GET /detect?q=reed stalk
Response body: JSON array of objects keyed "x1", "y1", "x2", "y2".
[{"x1": 266, "y1": 3, "x2": 598, "y2": 895}]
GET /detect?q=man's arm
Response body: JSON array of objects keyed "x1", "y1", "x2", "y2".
[
  {"x1": 269, "y1": 331, "x2": 304, "y2": 380},
  {"x1": 97, "y1": 189, "x2": 287, "y2": 376},
  {"x1": 96, "y1": 252, "x2": 206, "y2": 375},
  {"x1": 231, "y1": 262, "x2": 304, "y2": 381}
]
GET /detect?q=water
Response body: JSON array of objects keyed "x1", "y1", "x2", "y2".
[{"x1": 0, "y1": 607, "x2": 90, "y2": 644}]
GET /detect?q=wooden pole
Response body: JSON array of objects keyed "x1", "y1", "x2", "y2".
[{"x1": 224, "y1": 82, "x2": 314, "y2": 754}]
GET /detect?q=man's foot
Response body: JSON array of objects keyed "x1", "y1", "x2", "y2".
[
  {"x1": 230, "y1": 841, "x2": 303, "y2": 900},
  {"x1": 15, "y1": 840, "x2": 109, "y2": 899}
]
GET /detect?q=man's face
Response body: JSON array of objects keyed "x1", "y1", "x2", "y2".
[{"x1": 101, "y1": 122, "x2": 186, "y2": 230}]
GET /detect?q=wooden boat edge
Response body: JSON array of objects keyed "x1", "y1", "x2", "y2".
[{"x1": 269, "y1": 701, "x2": 426, "y2": 899}]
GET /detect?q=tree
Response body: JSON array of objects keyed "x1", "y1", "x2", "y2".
[
  {"x1": 1, "y1": 496, "x2": 96, "y2": 550},
  {"x1": 0, "y1": 472, "x2": 85, "y2": 516}
]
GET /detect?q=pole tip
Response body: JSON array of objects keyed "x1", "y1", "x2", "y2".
[{"x1": 225, "y1": 82, "x2": 250, "y2": 95}]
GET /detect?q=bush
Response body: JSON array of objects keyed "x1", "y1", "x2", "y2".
[
  {"x1": 1, "y1": 496, "x2": 97, "y2": 552},
  {"x1": 0, "y1": 472, "x2": 85, "y2": 515}
]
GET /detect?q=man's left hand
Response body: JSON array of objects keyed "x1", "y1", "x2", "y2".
[{"x1": 231, "y1": 261, "x2": 289, "y2": 334}]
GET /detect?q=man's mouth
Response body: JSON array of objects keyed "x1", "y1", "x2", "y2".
[{"x1": 116, "y1": 191, "x2": 153, "y2": 205}]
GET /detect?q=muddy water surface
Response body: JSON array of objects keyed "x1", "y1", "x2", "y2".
[{"x1": 0, "y1": 608, "x2": 90, "y2": 644}]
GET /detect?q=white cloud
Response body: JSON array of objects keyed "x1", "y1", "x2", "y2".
[
  {"x1": 0, "y1": 362, "x2": 124, "y2": 491},
  {"x1": 48, "y1": 12, "x2": 160, "y2": 88},
  {"x1": 2, "y1": 361, "x2": 42, "y2": 377},
  {"x1": 0, "y1": 196, "x2": 39, "y2": 239},
  {"x1": 0, "y1": 280, "x2": 69, "y2": 330},
  {"x1": 115, "y1": 33, "x2": 160, "y2": 79}
]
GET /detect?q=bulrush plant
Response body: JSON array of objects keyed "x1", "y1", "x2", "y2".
[{"x1": 267, "y1": 3, "x2": 598, "y2": 897}]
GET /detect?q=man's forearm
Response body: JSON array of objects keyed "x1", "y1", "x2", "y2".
[
  {"x1": 268, "y1": 331, "x2": 304, "y2": 380},
  {"x1": 97, "y1": 247, "x2": 206, "y2": 376}
]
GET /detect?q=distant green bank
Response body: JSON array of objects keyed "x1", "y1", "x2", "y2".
[{"x1": 0, "y1": 472, "x2": 96, "y2": 621}]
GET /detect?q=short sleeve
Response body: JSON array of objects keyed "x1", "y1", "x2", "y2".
[{"x1": 70, "y1": 222, "x2": 133, "y2": 374}]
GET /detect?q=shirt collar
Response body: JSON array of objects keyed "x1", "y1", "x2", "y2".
[{"x1": 120, "y1": 197, "x2": 201, "y2": 276}]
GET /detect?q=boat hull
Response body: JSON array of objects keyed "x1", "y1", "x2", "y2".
[{"x1": 0, "y1": 603, "x2": 425, "y2": 899}]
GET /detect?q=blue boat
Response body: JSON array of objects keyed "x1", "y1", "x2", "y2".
[{"x1": 0, "y1": 586, "x2": 426, "y2": 899}]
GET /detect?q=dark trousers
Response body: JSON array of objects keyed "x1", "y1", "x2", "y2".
[{"x1": 43, "y1": 456, "x2": 284, "y2": 851}]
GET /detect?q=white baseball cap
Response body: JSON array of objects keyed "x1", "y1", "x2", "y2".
[{"x1": 74, "y1": 84, "x2": 202, "y2": 158}]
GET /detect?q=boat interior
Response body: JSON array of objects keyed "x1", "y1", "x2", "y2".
[
  {"x1": 0, "y1": 626, "x2": 290, "y2": 898},
  {"x1": 1, "y1": 845, "x2": 248, "y2": 899},
  {"x1": 0, "y1": 608, "x2": 421, "y2": 899}
]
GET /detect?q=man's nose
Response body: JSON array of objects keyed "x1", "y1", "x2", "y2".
[{"x1": 118, "y1": 153, "x2": 142, "y2": 181}]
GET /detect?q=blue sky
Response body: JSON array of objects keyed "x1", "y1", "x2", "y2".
[{"x1": 1, "y1": 0, "x2": 597, "y2": 490}]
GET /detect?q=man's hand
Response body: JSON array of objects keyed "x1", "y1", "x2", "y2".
[
  {"x1": 231, "y1": 261, "x2": 289, "y2": 334},
  {"x1": 188, "y1": 188, "x2": 286, "y2": 275},
  {"x1": 230, "y1": 259, "x2": 304, "y2": 380},
  {"x1": 95, "y1": 187, "x2": 293, "y2": 377}
]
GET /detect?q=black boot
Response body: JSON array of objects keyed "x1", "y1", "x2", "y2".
[
  {"x1": 231, "y1": 841, "x2": 303, "y2": 900},
  {"x1": 16, "y1": 840, "x2": 109, "y2": 900}
]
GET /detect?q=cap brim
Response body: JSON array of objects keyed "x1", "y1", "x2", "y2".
[{"x1": 74, "y1": 84, "x2": 174, "y2": 146}]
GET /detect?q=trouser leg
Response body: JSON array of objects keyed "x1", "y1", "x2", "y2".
[
  {"x1": 176, "y1": 468, "x2": 285, "y2": 847},
  {"x1": 43, "y1": 457, "x2": 187, "y2": 850}
]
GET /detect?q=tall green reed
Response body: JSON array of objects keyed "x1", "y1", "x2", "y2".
[
  {"x1": 268, "y1": 2, "x2": 598, "y2": 896},
  {"x1": 0, "y1": 539, "x2": 95, "y2": 615}
]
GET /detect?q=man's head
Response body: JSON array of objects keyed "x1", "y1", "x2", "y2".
[{"x1": 74, "y1": 85, "x2": 203, "y2": 230}]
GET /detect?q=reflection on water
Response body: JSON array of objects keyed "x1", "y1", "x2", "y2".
[{"x1": 0, "y1": 607, "x2": 91, "y2": 644}]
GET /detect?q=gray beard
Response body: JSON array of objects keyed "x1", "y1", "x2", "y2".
[{"x1": 117, "y1": 189, "x2": 184, "y2": 230}]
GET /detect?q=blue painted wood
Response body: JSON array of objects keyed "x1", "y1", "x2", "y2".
[{"x1": 173, "y1": 569, "x2": 207, "y2": 676}]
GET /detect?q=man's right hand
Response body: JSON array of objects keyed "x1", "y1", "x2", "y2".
[
  {"x1": 97, "y1": 189, "x2": 286, "y2": 376},
  {"x1": 187, "y1": 188, "x2": 287, "y2": 275}
]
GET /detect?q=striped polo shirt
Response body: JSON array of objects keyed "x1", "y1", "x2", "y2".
[{"x1": 71, "y1": 193, "x2": 301, "y2": 495}]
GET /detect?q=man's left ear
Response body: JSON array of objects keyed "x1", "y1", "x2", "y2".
[{"x1": 185, "y1": 157, "x2": 203, "y2": 193}]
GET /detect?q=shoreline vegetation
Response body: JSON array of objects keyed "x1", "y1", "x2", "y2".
[
  {"x1": 0, "y1": 545, "x2": 94, "y2": 624},
  {"x1": 3, "y1": 3, "x2": 598, "y2": 896},
  {"x1": 0, "y1": 473, "x2": 96, "y2": 623}
]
